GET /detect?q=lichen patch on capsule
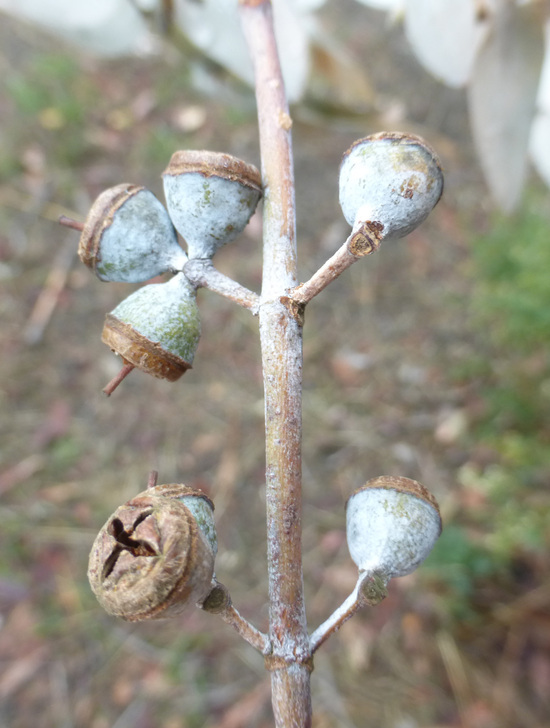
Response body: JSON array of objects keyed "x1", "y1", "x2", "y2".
[
  {"x1": 398, "y1": 175, "x2": 422, "y2": 199},
  {"x1": 381, "y1": 492, "x2": 410, "y2": 519},
  {"x1": 163, "y1": 171, "x2": 262, "y2": 257},
  {"x1": 162, "y1": 150, "x2": 262, "y2": 259},
  {"x1": 108, "y1": 274, "x2": 201, "y2": 365},
  {"x1": 201, "y1": 180, "x2": 213, "y2": 206},
  {"x1": 339, "y1": 132, "x2": 444, "y2": 239}
]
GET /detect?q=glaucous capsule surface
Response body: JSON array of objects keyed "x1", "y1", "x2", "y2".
[
  {"x1": 162, "y1": 150, "x2": 262, "y2": 259},
  {"x1": 79, "y1": 184, "x2": 187, "y2": 282},
  {"x1": 102, "y1": 272, "x2": 201, "y2": 382},
  {"x1": 146, "y1": 483, "x2": 217, "y2": 556},
  {"x1": 346, "y1": 475, "x2": 442, "y2": 580},
  {"x1": 339, "y1": 132, "x2": 444, "y2": 250}
]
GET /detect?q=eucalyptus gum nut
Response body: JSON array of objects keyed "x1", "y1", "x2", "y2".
[
  {"x1": 346, "y1": 476, "x2": 442, "y2": 580},
  {"x1": 79, "y1": 184, "x2": 187, "y2": 282},
  {"x1": 339, "y1": 132, "x2": 444, "y2": 244},
  {"x1": 146, "y1": 483, "x2": 218, "y2": 556},
  {"x1": 101, "y1": 273, "x2": 201, "y2": 382},
  {"x1": 162, "y1": 150, "x2": 262, "y2": 259},
  {"x1": 87, "y1": 494, "x2": 215, "y2": 621}
]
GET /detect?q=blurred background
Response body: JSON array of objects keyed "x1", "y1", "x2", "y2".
[{"x1": 0, "y1": 1, "x2": 549, "y2": 726}]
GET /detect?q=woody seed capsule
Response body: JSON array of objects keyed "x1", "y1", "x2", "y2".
[
  {"x1": 339, "y1": 132, "x2": 444, "y2": 255},
  {"x1": 102, "y1": 272, "x2": 201, "y2": 382},
  {"x1": 79, "y1": 184, "x2": 186, "y2": 282},
  {"x1": 346, "y1": 475, "x2": 442, "y2": 581},
  {"x1": 146, "y1": 483, "x2": 217, "y2": 556},
  {"x1": 162, "y1": 150, "x2": 262, "y2": 259},
  {"x1": 88, "y1": 488, "x2": 215, "y2": 621}
]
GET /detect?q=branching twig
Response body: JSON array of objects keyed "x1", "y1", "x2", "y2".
[
  {"x1": 219, "y1": 603, "x2": 271, "y2": 654},
  {"x1": 183, "y1": 259, "x2": 260, "y2": 314},
  {"x1": 309, "y1": 571, "x2": 388, "y2": 654},
  {"x1": 200, "y1": 581, "x2": 271, "y2": 655},
  {"x1": 290, "y1": 221, "x2": 381, "y2": 306}
]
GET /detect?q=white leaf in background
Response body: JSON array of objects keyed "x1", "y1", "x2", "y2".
[
  {"x1": 133, "y1": 0, "x2": 158, "y2": 10},
  {"x1": 467, "y1": 1, "x2": 544, "y2": 211},
  {"x1": 353, "y1": 0, "x2": 404, "y2": 11},
  {"x1": 307, "y1": 32, "x2": 375, "y2": 112},
  {"x1": 295, "y1": 0, "x2": 327, "y2": 10},
  {"x1": 0, "y1": 0, "x2": 153, "y2": 56},
  {"x1": 529, "y1": 113, "x2": 550, "y2": 187},
  {"x1": 174, "y1": 0, "x2": 310, "y2": 103},
  {"x1": 266, "y1": 0, "x2": 311, "y2": 103},
  {"x1": 534, "y1": 20, "x2": 550, "y2": 115},
  {"x1": 404, "y1": 0, "x2": 488, "y2": 87},
  {"x1": 529, "y1": 20, "x2": 550, "y2": 187}
]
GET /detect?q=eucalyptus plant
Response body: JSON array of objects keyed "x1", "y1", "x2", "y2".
[{"x1": 60, "y1": 2, "x2": 444, "y2": 725}]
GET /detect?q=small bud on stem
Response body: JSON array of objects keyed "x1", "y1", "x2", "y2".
[
  {"x1": 147, "y1": 470, "x2": 159, "y2": 489},
  {"x1": 102, "y1": 360, "x2": 135, "y2": 397},
  {"x1": 58, "y1": 215, "x2": 84, "y2": 232}
]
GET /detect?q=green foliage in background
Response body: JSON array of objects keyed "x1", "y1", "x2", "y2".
[
  {"x1": 430, "y1": 193, "x2": 550, "y2": 620},
  {"x1": 7, "y1": 54, "x2": 84, "y2": 121},
  {"x1": 424, "y1": 525, "x2": 498, "y2": 621},
  {"x1": 471, "y1": 195, "x2": 550, "y2": 352},
  {"x1": 4, "y1": 52, "x2": 101, "y2": 175},
  {"x1": 471, "y1": 194, "x2": 550, "y2": 439}
]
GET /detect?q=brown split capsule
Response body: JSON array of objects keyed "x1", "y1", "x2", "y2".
[
  {"x1": 88, "y1": 485, "x2": 216, "y2": 621},
  {"x1": 146, "y1": 483, "x2": 217, "y2": 556}
]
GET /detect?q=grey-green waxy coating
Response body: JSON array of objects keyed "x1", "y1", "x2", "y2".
[
  {"x1": 111, "y1": 273, "x2": 200, "y2": 363},
  {"x1": 339, "y1": 132, "x2": 443, "y2": 241},
  {"x1": 163, "y1": 173, "x2": 262, "y2": 259},
  {"x1": 97, "y1": 189, "x2": 186, "y2": 282},
  {"x1": 346, "y1": 481, "x2": 441, "y2": 579},
  {"x1": 180, "y1": 495, "x2": 218, "y2": 556}
]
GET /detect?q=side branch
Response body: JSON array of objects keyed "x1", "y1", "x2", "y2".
[
  {"x1": 291, "y1": 222, "x2": 381, "y2": 306},
  {"x1": 309, "y1": 571, "x2": 388, "y2": 654},
  {"x1": 201, "y1": 581, "x2": 271, "y2": 655},
  {"x1": 183, "y1": 259, "x2": 260, "y2": 314}
]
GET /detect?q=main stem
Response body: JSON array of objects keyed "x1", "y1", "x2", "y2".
[{"x1": 240, "y1": 2, "x2": 312, "y2": 726}]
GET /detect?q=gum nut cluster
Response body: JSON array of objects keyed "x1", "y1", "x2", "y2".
[
  {"x1": 346, "y1": 475, "x2": 442, "y2": 583},
  {"x1": 88, "y1": 483, "x2": 217, "y2": 621},
  {"x1": 77, "y1": 151, "x2": 261, "y2": 383},
  {"x1": 339, "y1": 132, "x2": 443, "y2": 251}
]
